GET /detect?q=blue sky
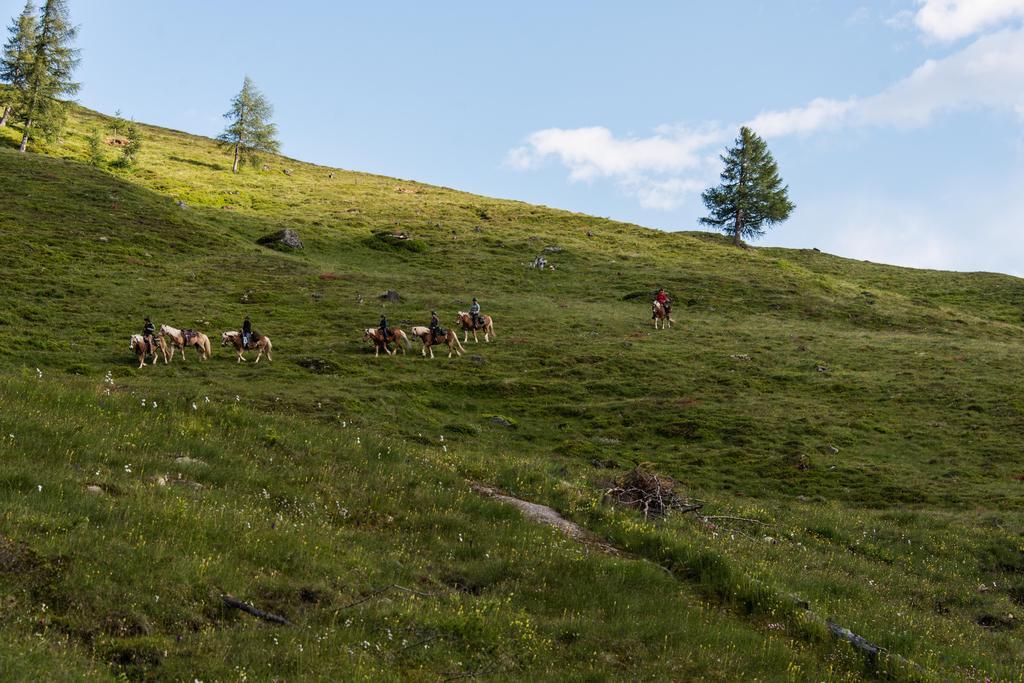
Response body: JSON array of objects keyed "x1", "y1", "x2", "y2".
[{"x1": 6, "y1": 1, "x2": 1024, "y2": 274}]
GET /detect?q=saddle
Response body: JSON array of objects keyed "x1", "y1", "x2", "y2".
[
  {"x1": 431, "y1": 327, "x2": 446, "y2": 344},
  {"x1": 182, "y1": 329, "x2": 196, "y2": 344}
]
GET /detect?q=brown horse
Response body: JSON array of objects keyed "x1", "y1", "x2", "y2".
[
  {"x1": 652, "y1": 301, "x2": 675, "y2": 329},
  {"x1": 363, "y1": 328, "x2": 410, "y2": 357},
  {"x1": 159, "y1": 324, "x2": 212, "y2": 361},
  {"x1": 221, "y1": 331, "x2": 273, "y2": 363},
  {"x1": 129, "y1": 334, "x2": 168, "y2": 368},
  {"x1": 410, "y1": 326, "x2": 465, "y2": 359},
  {"x1": 455, "y1": 312, "x2": 495, "y2": 343}
]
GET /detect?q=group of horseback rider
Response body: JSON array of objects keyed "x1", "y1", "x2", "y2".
[
  {"x1": 378, "y1": 297, "x2": 484, "y2": 346},
  {"x1": 141, "y1": 315, "x2": 258, "y2": 354}
]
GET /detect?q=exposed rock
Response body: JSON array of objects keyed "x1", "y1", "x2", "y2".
[
  {"x1": 488, "y1": 416, "x2": 515, "y2": 428},
  {"x1": 378, "y1": 289, "x2": 401, "y2": 303},
  {"x1": 175, "y1": 456, "x2": 206, "y2": 467},
  {"x1": 827, "y1": 444, "x2": 840, "y2": 455},
  {"x1": 85, "y1": 485, "x2": 105, "y2": 495},
  {"x1": 176, "y1": 200, "x2": 188, "y2": 209},
  {"x1": 469, "y1": 355, "x2": 486, "y2": 365},
  {"x1": 257, "y1": 229, "x2": 303, "y2": 250},
  {"x1": 543, "y1": 245, "x2": 563, "y2": 253},
  {"x1": 815, "y1": 364, "x2": 829, "y2": 373},
  {"x1": 530, "y1": 256, "x2": 548, "y2": 269},
  {"x1": 97, "y1": 236, "x2": 110, "y2": 243},
  {"x1": 730, "y1": 354, "x2": 752, "y2": 361},
  {"x1": 282, "y1": 168, "x2": 292, "y2": 176}
]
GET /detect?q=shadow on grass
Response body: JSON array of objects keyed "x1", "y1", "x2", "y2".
[{"x1": 169, "y1": 155, "x2": 224, "y2": 171}]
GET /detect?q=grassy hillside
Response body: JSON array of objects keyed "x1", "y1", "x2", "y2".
[{"x1": 1, "y1": 104, "x2": 1023, "y2": 681}]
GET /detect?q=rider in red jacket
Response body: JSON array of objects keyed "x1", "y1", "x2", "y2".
[{"x1": 654, "y1": 288, "x2": 671, "y2": 318}]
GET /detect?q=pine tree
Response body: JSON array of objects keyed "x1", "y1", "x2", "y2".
[
  {"x1": 700, "y1": 126, "x2": 794, "y2": 246},
  {"x1": 0, "y1": 1, "x2": 37, "y2": 128},
  {"x1": 217, "y1": 76, "x2": 279, "y2": 173},
  {"x1": 15, "y1": 0, "x2": 79, "y2": 153},
  {"x1": 85, "y1": 125, "x2": 103, "y2": 167}
]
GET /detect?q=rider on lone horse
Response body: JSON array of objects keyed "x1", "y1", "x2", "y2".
[
  {"x1": 379, "y1": 314, "x2": 390, "y2": 347},
  {"x1": 242, "y1": 316, "x2": 253, "y2": 348},
  {"x1": 654, "y1": 288, "x2": 672, "y2": 319},
  {"x1": 142, "y1": 317, "x2": 156, "y2": 354},
  {"x1": 469, "y1": 297, "x2": 482, "y2": 329}
]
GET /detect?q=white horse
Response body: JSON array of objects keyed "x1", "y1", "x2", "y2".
[
  {"x1": 159, "y1": 324, "x2": 212, "y2": 361},
  {"x1": 410, "y1": 326, "x2": 465, "y2": 359},
  {"x1": 221, "y1": 331, "x2": 273, "y2": 363}
]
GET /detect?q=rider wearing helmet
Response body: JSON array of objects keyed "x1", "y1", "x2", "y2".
[
  {"x1": 430, "y1": 311, "x2": 442, "y2": 342},
  {"x1": 142, "y1": 317, "x2": 156, "y2": 354},
  {"x1": 242, "y1": 315, "x2": 253, "y2": 348},
  {"x1": 379, "y1": 313, "x2": 389, "y2": 346},
  {"x1": 469, "y1": 297, "x2": 482, "y2": 329}
]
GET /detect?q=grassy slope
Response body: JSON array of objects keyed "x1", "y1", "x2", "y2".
[{"x1": 1, "y1": 104, "x2": 1023, "y2": 680}]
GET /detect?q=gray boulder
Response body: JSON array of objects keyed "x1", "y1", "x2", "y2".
[{"x1": 257, "y1": 229, "x2": 303, "y2": 250}]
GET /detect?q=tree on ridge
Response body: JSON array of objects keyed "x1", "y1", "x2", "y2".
[
  {"x1": 700, "y1": 126, "x2": 794, "y2": 246},
  {"x1": 14, "y1": 0, "x2": 79, "y2": 152},
  {"x1": 0, "y1": 1, "x2": 38, "y2": 128},
  {"x1": 217, "y1": 76, "x2": 279, "y2": 173}
]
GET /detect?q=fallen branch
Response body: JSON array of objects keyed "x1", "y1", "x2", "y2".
[{"x1": 221, "y1": 594, "x2": 292, "y2": 626}]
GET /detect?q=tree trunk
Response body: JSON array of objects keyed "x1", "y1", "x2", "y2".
[
  {"x1": 232, "y1": 143, "x2": 240, "y2": 173},
  {"x1": 0, "y1": 106, "x2": 10, "y2": 128},
  {"x1": 733, "y1": 138, "x2": 747, "y2": 246},
  {"x1": 19, "y1": 118, "x2": 32, "y2": 153}
]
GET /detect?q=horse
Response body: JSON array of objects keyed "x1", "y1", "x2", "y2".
[
  {"x1": 455, "y1": 312, "x2": 495, "y2": 343},
  {"x1": 410, "y1": 326, "x2": 465, "y2": 359},
  {"x1": 221, "y1": 331, "x2": 273, "y2": 364},
  {"x1": 159, "y1": 324, "x2": 212, "y2": 361},
  {"x1": 362, "y1": 328, "x2": 410, "y2": 357},
  {"x1": 129, "y1": 334, "x2": 168, "y2": 368},
  {"x1": 652, "y1": 301, "x2": 675, "y2": 329}
]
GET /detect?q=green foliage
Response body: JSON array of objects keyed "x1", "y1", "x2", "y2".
[
  {"x1": 216, "y1": 75, "x2": 279, "y2": 173},
  {"x1": 0, "y1": 2, "x2": 35, "y2": 107},
  {"x1": 108, "y1": 108, "x2": 126, "y2": 135},
  {"x1": 84, "y1": 124, "x2": 102, "y2": 166},
  {"x1": 113, "y1": 121, "x2": 142, "y2": 168},
  {"x1": 701, "y1": 126, "x2": 794, "y2": 245},
  {"x1": 11, "y1": 0, "x2": 79, "y2": 152}
]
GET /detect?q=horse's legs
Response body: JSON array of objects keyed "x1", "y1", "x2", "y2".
[
  {"x1": 462, "y1": 330, "x2": 468, "y2": 344},
  {"x1": 254, "y1": 348, "x2": 263, "y2": 363}
]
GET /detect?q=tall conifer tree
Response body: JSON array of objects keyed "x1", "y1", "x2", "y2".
[
  {"x1": 700, "y1": 127, "x2": 794, "y2": 246},
  {"x1": 217, "y1": 76, "x2": 279, "y2": 173},
  {"x1": 15, "y1": 0, "x2": 79, "y2": 152},
  {"x1": 0, "y1": 1, "x2": 37, "y2": 128}
]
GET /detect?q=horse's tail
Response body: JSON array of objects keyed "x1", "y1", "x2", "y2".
[
  {"x1": 204, "y1": 336, "x2": 212, "y2": 357},
  {"x1": 454, "y1": 334, "x2": 466, "y2": 353},
  {"x1": 398, "y1": 330, "x2": 410, "y2": 350},
  {"x1": 264, "y1": 337, "x2": 273, "y2": 352},
  {"x1": 488, "y1": 318, "x2": 495, "y2": 339}
]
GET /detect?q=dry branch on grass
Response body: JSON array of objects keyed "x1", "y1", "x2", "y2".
[
  {"x1": 604, "y1": 465, "x2": 702, "y2": 519},
  {"x1": 221, "y1": 594, "x2": 292, "y2": 626}
]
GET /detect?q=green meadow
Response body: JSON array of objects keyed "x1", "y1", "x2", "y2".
[{"x1": 0, "y1": 103, "x2": 1022, "y2": 680}]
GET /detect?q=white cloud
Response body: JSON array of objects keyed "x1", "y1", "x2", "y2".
[
  {"x1": 506, "y1": 125, "x2": 724, "y2": 181},
  {"x1": 914, "y1": 0, "x2": 1024, "y2": 41},
  {"x1": 746, "y1": 27, "x2": 1024, "y2": 136},
  {"x1": 504, "y1": 125, "x2": 726, "y2": 210},
  {"x1": 747, "y1": 98, "x2": 856, "y2": 137}
]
